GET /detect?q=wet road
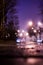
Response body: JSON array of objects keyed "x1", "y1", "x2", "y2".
[
  {"x1": 13, "y1": 58, "x2": 43, "y2": 65},
  {"x1": 0, "y1": 44, "x2": 43, "y2": 65},
  {"x1": 0, "y1": 58, "x2": 43, "y2": 65}
]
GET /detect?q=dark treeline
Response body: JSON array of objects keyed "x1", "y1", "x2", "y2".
[{"x1": 0, "y1": 0, "x2": 19, "y2": 42}]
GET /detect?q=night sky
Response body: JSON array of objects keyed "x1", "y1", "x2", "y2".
[{"x1": 17, "y1": 0, "x2": 41, "y2": 30}]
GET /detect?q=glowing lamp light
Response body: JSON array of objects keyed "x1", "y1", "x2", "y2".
[
  {"x1": 22, "y1": 30, "x2": 25, "y2": 33},
  {"x1": 28, "y1": 21, "x2": 33, "y2": 26},
  {"x1": 38, "y1": 21, "x2": 42, "y2": 27},
  {"x1": 26, "y1": 32, "x2": 28, "y2": 36},
  {"x1": 32, "y1": 27, "x2": 34, "y2": 30},
  {"x1": 19, "y1": 33, "x2": 23, "y2": 37},
  {"x1": 33, "y1": 29, "x2": 37, "y2": 33},
  {"x1": 17, "y1": 30, "x2": 20, "y2": 33}
]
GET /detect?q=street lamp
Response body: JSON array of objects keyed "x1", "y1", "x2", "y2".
[
  {"x1": 38, "y1": 21, "x2": 42, "y2": 27},
  {"x1": 28, "y1": 21, "x2": 33, "y2": 27},
  {"x1": 32, "y1": 27, "x2": 34, "y2": 30},
  {"x1": 22, "y1": 30, "x2": 25, "y2": 33},
  {"x1": 33, "y1": 29, "x2": 37, "y2": 40},
  {"x1": 33, "y1": 29, "x2": 37, "y2": 33},
  {"x1": 27, "y1": 21, "x2": 34, "y2": 37},
  {"x1": 26, "y1": 32, "x2": 29, "y2": 36},
  {"x1": 17, "y1": 30, "x2": 20, "y2": 33}
]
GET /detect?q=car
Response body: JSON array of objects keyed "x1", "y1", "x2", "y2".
[{"x1": 37, "y1": 39, "x2": 43, "y2": 43}]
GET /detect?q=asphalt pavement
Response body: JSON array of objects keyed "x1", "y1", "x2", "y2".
[{"x1": 0, "y1": 43, "x2": 43, "y2": 65}]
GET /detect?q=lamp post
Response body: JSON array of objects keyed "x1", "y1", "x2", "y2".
[
  {"x1": 33, "y1": 29, "x2": 37, "y2": 41},
  {"x1": 27, "y1": 21, "x2": 33, "y2": 36}
]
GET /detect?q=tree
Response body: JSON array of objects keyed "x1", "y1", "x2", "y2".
[
  {"x1": 28, "y1": 27, "x2": 33, "y2": 37},
  {"x1": 0, "y1": 0, "x2": 3, "y2": 24},
  {"x1": 7, "y1": 21, "x2": 18, "y2": 41},
  {"x1": 4, "y1": 0, "x2": 17, "y2": 23},
  {"x1": 27, "y1": 26, "x2": 37, "y2": 40},
  {"x1": 38, "y1": 0, "x2": 43, "y2": 39},
  {"x1": 0, "y1": 0, "x2": 19, "y2": 41}
]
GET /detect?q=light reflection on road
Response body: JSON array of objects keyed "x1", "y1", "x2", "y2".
[
  {"x1": 12, "y1": 58, "x2": 43, "y2": 65},
  {"x1": 26, "y1": 58, "x2": 41, "y2": 64}
]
